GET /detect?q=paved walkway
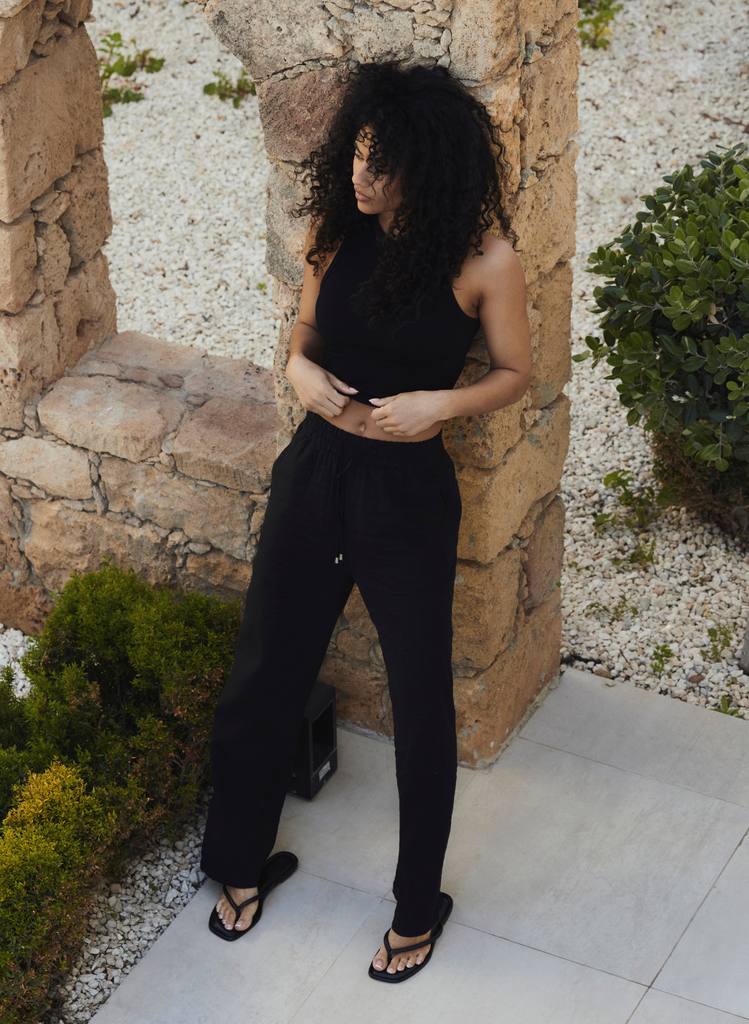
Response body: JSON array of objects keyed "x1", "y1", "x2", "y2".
[{"x1": 91, "y1": 669, "x2": 749, "y2": 1024}]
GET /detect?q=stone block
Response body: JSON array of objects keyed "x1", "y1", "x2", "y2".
[
  {"x1": 342, "y1": 584, "x2": 377, "y2": 641},
  {"x1": 37, "y1": 376, "x2": 185, "y2": 462},
  {"x1": 523, "y1": 493, "x2": 564, "y2": 609},
  {"x1": 526, "y1": 260, "x2": 572, "y2": 408},
  {"x1": 0, "y1": 211, "x2": 36, "y2": 314},
  {"x1": 518, "y1": 0, "x2": 578, "y2": 41},
  {"x1": 0, "y1": 0, "x2": 40, "y2": 17},
  {"x1": 452, "y1": 548, "x2": 524, "y2": 670},
  {"x1": 456, "y1": 393, "x2": 570, "y2": 561},
  {"x1": 443, "y1": 401, "x2": 525, "y2": 470},
  {"x1": 58, "y1": 0, "x2": 93, "y2": 27},
  {"x1": 0, "y1": 298, "x2": 60, "y2": 428},
  {"x1": 258, "y1": 66, "x2": 348, "y2": 164},
  {"x1": 0, "y1": 0, "x2": 43, "y2": 86},
  {"x1": 185, "y1": 357, "x2": 275, "y2": 405},
  {"x1": 265, "y1": 160, "x2": 308, "y2": 288},
  {"x1": 455, "y1": 587, "x2": 561, "y2": 764},
  {"x1": 505, "y1": 140, "x2": 577, "y2": 286},
  {"x1": 33, "y1": 189, "x2": 70, "y2": 225},
  {"x1": 101, "y1": 456, "x2": 255, "y2": 560},
  {"x1": 52, "y1": 250, "x2": 118, "y2": 371},
  {"x1": 25, "y1": 499, "x2": 175, "y2": 591},
  {"x1": 273, "y1": 308, "x2": 307, "y2": 435},
  {"x1": 0, "y1": 436, "x2": 91, "y2": 498},
  {"x1": 470, "y1": 76, "x2": 524, "y2": 195},
  {"x1": 0, "y1": 28, "x2": 103, "y2": 223},
  {"x1": 36, "y1": 220, "x2": 71, "y2": 295},
  {"x1": 55, "y1": 147, "x2": 113, "y2": 268},
  {"x1": 0, "y1": 472, "x2": 23, "y2": 573},
  {"x1": 450, "y1": 0, "x2": 521, "y2": 83},
  {"x1": 202, "y1": 0, "x2": 344, "y2": 82},
  {"x1": 342, "y1": 5, "x2": 414, "y2": 60},
  {"x1": 520, "y1": 31, "x2": 579, "y2": 171},
  {"x1": 97, "y1": 331, "x2": 206, "y2": 380},
  {"x1": 0, "y1": 580, "x2": 51, "y2": 634},
  {"x1": 172, "y1": 398, "x2": 281, "y2": 492},
  {"x1": 334, "y1": 628, "x2": 374, "y2": 662},
  {"x1": 318, "y1": 652, "x2": 391, "y2": 736},
  {"x1": 177, "y1": 549, "x2": 252, "y2": 605}
]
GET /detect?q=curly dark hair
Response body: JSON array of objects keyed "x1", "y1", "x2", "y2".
[{"x1": 294, "y1": 60, "x2": 511, "y2": 324}]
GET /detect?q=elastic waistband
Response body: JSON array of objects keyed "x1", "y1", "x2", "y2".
[{"x1": 299, "y1": 412, "x2": 445, "y2": 465}]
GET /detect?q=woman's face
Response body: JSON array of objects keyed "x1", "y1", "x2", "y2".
[{"x1": 352, "y1": 128, "x2": 404, "y2": 217}]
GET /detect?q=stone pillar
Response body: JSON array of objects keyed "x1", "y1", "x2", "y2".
[{"x1": 166, "y1": 0, "x2": 576, "y2": 765}]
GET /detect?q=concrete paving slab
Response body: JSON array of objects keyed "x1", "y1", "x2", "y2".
[{"x1": 629, "y1": 989, "x2": 749, "y2": 1023}]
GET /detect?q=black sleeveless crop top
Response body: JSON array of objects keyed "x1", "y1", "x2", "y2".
[{"x1": 315, "y1": 216, "x2": 480, "y2": 405}]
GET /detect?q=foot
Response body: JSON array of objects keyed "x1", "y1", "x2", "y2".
[
  {"x1": 215, "y1": 886, "x2": 259, "y2": 933},
  {"x1": 371, "y1": 928, "x2": 432, "y2": 975}
]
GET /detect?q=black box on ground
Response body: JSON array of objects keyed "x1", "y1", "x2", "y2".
[{"x1": 288, "y1": 680, "x2": 337, "y2": 800}]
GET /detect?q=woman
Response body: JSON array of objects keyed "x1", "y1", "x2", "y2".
[{"x1": 200, "y1": 60, "x2": 531, "y2": 982}]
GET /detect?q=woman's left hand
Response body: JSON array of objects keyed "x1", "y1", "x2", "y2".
[{"x1": 369, "y1": 392, "x2": 448, "y2": 436}]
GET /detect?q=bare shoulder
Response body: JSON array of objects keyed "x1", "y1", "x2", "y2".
[{"x1": 457, "y1": 232, "x2": 525, "y2": 310}]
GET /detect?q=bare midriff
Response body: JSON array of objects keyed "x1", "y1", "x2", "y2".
[{"x1": 317, "y1": 399, "x2": 443, "y2": 442}]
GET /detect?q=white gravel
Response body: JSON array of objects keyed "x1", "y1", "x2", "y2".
[{"x1": 21, "y1": 0, "x2": 749, "y2": 1018}]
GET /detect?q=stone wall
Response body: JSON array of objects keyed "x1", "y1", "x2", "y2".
[{"x1": 191, "y1": 0, "x2": 578, "y2": 764}]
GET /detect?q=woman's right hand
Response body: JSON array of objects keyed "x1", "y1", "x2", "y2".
[{"x1": 285, "y1": 353, "x2": 358, "y2": 418}]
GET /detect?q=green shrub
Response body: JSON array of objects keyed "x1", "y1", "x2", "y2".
[
  {"x1": 578, "y1": 0, "x2": 624, "y2": 49},
  {"x1": 0, "y1": 560, "x2": 241, "y2": 1024},
  {"x1": 579, "y1": 146, "x2": 749, "y2": 522},
  {"x1": 97, "y1": 31, "x2": 166, "y2": 118}
]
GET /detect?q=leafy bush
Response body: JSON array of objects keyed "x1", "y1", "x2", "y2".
[
  {"x1": 0, "y1": 561, "x2": 240, "y2": 1024},
  {"x1": 578, "y1": 0, "x2": 624, "y2": 49},
  {"x1": 579, "y1": 146, "x2": 749, "y2": 524}
]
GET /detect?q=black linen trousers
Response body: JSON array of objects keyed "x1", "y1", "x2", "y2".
[{"x1": 200, "y1": 410, "x2": 461, "y2": 936}]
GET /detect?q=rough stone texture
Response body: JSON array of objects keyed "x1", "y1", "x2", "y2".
[
  {"x1": 457, "y1": 394, "x2": 570, "y2": 561},
  {"x1": 519, "y1": 31, "x2": 579, "y2": 171},
  {"x1": 0, "y1": 0, "x2": 42, "y2": 86},
  {"x1": 0, "y1": 0, "x2": 41, "y2": 17},
  {"x1": 96, "y1": 331, "x2": 206, "y2": 380},
  {"x1": 51, "y1": 250, "x2": 118, "y2": 372},
  {"x1": 58, "y1": 0, "x2": 93, "y2": 28},
  {"x1": 0, "y1": 580, "x2": 51, "y2": 634},
  {"x1": 202, "y1": 0, "x2": 344, "y2": 82},
  {"x1": 25, "y1": 500, "x2": 175, "y2": 591},
  {"x1": 0, "y1": 211, "x2": 36, "y2": 313},
  {"x1": 37, "y1": 376, "x2": 185, "y2": 462},
  {"x1": 526, "y1": 260, "x2": 573, "y2": 408},
  {"x1": 55, "y1": 146, "x2": 114, "y2": 268},
  {"x1": 184, "y1": 357, "x2": 275, "y2": 405},
  {"x1": 265, "y1": 161, "x2": 308, "y2": 288},
  {"x1": 339, "y1": 5, "x2": 415, "y2": 60},
  {"x1": 470, "y1": 76, "x2": 524, "y2": 195},
  {"x1": 505, "y1": 140, "x2": 578, "y2": 285},
  {"x1": 272, "y1": 286, "x2": 306, "y2": 436},
  {"x1": 450, "y1": 0, "x2": 522, "y2": 82},
  {"x1": 0, "y1": 436, "x2": 91, "y2": 498},
  {"x1": 318, "y1": 652, "x2": 391, "y2": 736},
  {"x1": 257, "y1": 66, "x2": 349, "y2": 164},
  {"x1": 172, "y1": 398, "x2": 281, "y2": 492},
  {"x1": 523, "y1": 494, "x2": 564, "y2": 609},
  {"x1": 452, "y1": 548, "x2": 524, "y2": 670},
  {"x1": 518, "y1": 0, "x2": 578, "y2": 40},
  {"x1": 101, "y1": 456, "x2": 254, "y2": 560},
  {"x1": 0, "y1": 28, "x2": 103, "y2": 223},
  {"x1": 0, "y1": 297, "x2": 59, "y2": 428},
  {"x1": 455, "y1": 588, "x2": 562, "y2": 764},
  {"x1": 177, "y1": 550, "x2": 252, "y2": 605},
  {"x1": 35, "y1": 220, "x2": 71, "y2": 295},
  {"x1": 0, "y1": 473, "x2": 23, "y2": 575},
  {"x1": 443, "y1": 401, "x2": 525, "y2": 471}
]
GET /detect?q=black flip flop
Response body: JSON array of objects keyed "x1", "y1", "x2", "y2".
[
  {"x1": 208, "y1": 850, "x2": 298, "y2": 941},
  {"x1": 368, "y1": 892, "x2": 453, "y2": 982}
]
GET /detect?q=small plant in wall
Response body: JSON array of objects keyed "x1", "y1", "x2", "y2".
[
  {"x1": 203, "y1": 68, "x2": 256, "y2": 108},
  {"x1": 97, "y1": 32, "x2": 166, "y2": 117},
  {"x1": 577, "y1": 0, "x2": 624, "y2": 49}
]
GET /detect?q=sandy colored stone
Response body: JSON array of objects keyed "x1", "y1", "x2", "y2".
[
  {"x1": 520, "y1": 31, "x2": 579, "y2": 170},
  {"x1": 526, "y1": 260, "x2": 572, "y2": 408},
  {"x1": 38, "y1": 376, "x2": 185, "y2": 462},
  {"x1": 25, "y1": 499, "x2": 174, "y2": 591},
  {"x1": 258, "y1": 66, "x2": 348, "y2": 164},
  {"x1": 97, "y1": 331, "x2": 206, "y2": 379},
  {"x1": 0, "y1": 436, "x2": 91, "y2": 498},
  {"x1": 457, "y1": 394, "x2": 570, "y2": 561},
  {"x1": 523, "y1": 494, "x2": 564, "y2": 609},
  {"x1": 52, "y1": 250, "x2": 118, "y2": 372},
  {"x1": 506, "y1": 140, "x2": 578, "y2": 286},
  {"x1": 101, "y1": 456, "x2": 254, "y2": 560},
  {"x1": 34, "y1": 189, "x2": 71, "y2": 225},
  {"x1": 202, "y1": 0, "x2": 344, "y2": 82},
  {"x1": 0, "y1": 0, "x2": 40, "y2": 16},
  {"x1": 450, "y1": 0, "x2": 521, "y2": 82},
  {"x1": 273, "y1": 304, "x2": 306, "y2": 435},
  {"x1": 56, "y1": 146, "x2": 113, "y2": 268},
  {"x1": 0, "y1": 472, "x2": 23, "y2": 574},
  {"x1": 0, "y1": 29, "x2": 103, "y2": 223},
  {"x1": 518, "y1": 0, "x2": 578, "y2": 40},
  {"x1": 0, "y1": 211, "x2": 36, "y2": 313},
  {"x1": 0, "y1": 298, "x2": 60, "y2": 428},
  {"x1": 452, "y1": 549, "x2": 524, "y2": 671},
  {"x1": 0, "y1": 580, "x2": 51, "y2": 634},
  {"x1": 265, "y1": 160, "x2": 308, "y2": 288},
  {"x1": 0, "y1": 0, "x2": 43, "y2": 86},
  {"x1": 470, "y1": 76, "x2": 524, "y2": 195},
  {"x1": 334, "y1": 628, "x2": 373, "y2": 662},
  {"x1": 455, "y1": 587, "x2": 562, "y2": 764},
  {"x1": 58, "y1": 0, "x2": 92, "y2": 27},
  {"x1": 185, "y1": 357, "x2": 274, "y2": 405},
  {"x1": 35, "y1": 221, "x2": 70, "y2": 295},
  {"x1": 177, "y1": 549, "x2": 252, "y2": 605},
  {"x1": 342, "y1": 5, "x2": 414, "y2": 60},
  {"x1": 443, "y1": 402, "x2": 525, "y2": 471},
  {"x1": 342, "y1": 584, "x2": 378, "y2": 642},
  {"x1": 173, "y1": 398, "x2": 281, "y2": 493},
  {"x1": 318, "y1": 652, "x2": 392, "y2": 736}
]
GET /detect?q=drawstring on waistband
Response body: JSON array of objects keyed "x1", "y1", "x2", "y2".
[{"x1": 334, "y1": 454, "x2": 354, "y2": 564}]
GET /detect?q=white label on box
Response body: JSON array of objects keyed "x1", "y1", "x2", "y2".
[{"x1": 318, "y1": 761, "x2": 331, "y2": 781}]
